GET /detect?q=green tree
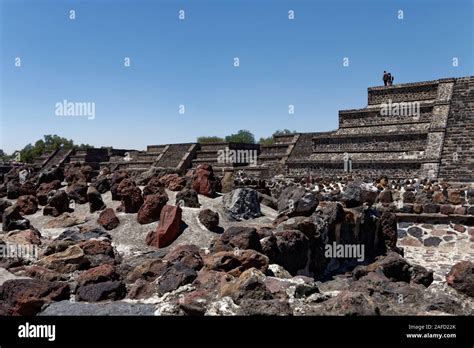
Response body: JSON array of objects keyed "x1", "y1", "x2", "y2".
[
  {"x1": 225, "y1": 130, "x2": 255, "y2": 144},
  {"x1": 197, "y1": 136, "x2": 224, "y2": 143},
  {"x1": 258, "y1": 136, "x2": 274, "y2": 145},
  {"x1": 16, "y1": 135, "x2": 92, "y2": 163},
  {"x1": 43, "y1": 134, "x2": 74, "y2": 150},
  {"x1": 76, "y1": 143, "x2": 94, "y2": 150},
  {"x1": 273, "y1": 129, "x2": 295, "y2": 136},
  {"x1": 19, "y1": 144, "x2": 37, "y2": 163},
  {"x1": 258, "y1": 129, "x2": 296, "y2": 145}
]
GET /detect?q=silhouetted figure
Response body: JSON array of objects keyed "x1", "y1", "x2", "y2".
[
  {"x1": 390, "y1": 74, "x2": 394, "y2": 86},
  {"x1": 387, "y1": 73, "x2": 392, "y2": 86},
  {"x1": 383, "y1": 71, "x2": 389, "y2": 86}
]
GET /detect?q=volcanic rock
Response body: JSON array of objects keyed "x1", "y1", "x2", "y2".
[
  {"x1": 19, "y1": 180, "x2": 37, "y2": 196},
  {"x1": 15, "y1": 195, "x2": 38, "y2": 215},
  {"x1": 159, "y1": 173, "x2": 186, "y2": 191},
  {"x1": 203, "y1": 249, "x2": 269, "y2": 277},
  {"x1": 36, "y1": 180, "x2": 61, "y2": 206},
  {"x1": 219, "y1": 268, "x2": 273, "y2": 304},
  {"x1": 90, "y1": 176, "x2": 111, "y2": 194},
  {"x1": 43, "y1": 191, "x2": 72, "y2": 217},
  {"x1": 66, "y1": 181, "x2": 88, "y2": 204},
  {"x1": 211, "y1": 226, "x2": 261, "y2": 252},
  {"x1": 223, "y1": 188, "x2": 262, "y2": 220},
  {"x1": 38, "y1": 245, "x2": 90, "y2": 273},
  {"x1": 87, "y1": 186, "x2": 106, "y2": 213},
  {"x1": 192, "y1": 164, "x2": 219, "y2": 197},
  {"x1": 97, "y1": 208, "x2": 120, "y2": 230},
  {"x1": 76, "y1": 280, "x2": 126, "y2": 302},
  {"x1": 198, "y1": 209, "x2": 219, "y2": 231},
  {"x1": 446, "y1": 261, "x2": 473, "y2": 297},
  {"x1": 0, "y1": 199, "x2": 12, "y2": 223},
  {"x1": 156, "y1": 262, "x2": 198, "y2": 296},
  {"x1": 6, "y1": 181, "x2": 20, "y2": 199},
  {"x1": 2, "y1": 205, "x2": 30, "y2": 232},
  {"x1": 277, "y1": 186, "x2": 318, "y2": 217},
  {"x1": 175, "y1": 188, "x2": 200, "y2": 208},
  {"x1": 341, "y1": 180, "x2": 378, "y2": 208},
  {"x1": 137, "y1": 192, "x2": 169, "y2": 224},
  {"x1": 145, "y1": 205, "x2": 182, "y2": 248},
  {"x1": 0, "y1": 278, "x2": 70, "y2": 315},
  {"x1": 118, "y1": 180, "x2": 143, "y2": 213}
]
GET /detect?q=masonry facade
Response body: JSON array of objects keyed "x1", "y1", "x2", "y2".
[
  {"x1": 284, "y1": 76, "x2": 473, "y2": 181},
  {"x1": 33, "y1": 76, "x2": 473, "y2": 182}
]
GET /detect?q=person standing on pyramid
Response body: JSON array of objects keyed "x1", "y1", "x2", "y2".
[{"x1": 383, "y1": 71, "x2": 389, "y2": 86}]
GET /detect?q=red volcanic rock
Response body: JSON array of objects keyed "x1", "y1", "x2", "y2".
[
  {"x1": 110, "y1": 171, "x2": 130, "y2": 200},
  {"x1": 432, "y1": 191, "x2": 446, "y2": 204},
  {"x1": 117, "y1": 180, "x2": 143, "y2": 213},
  {"x1": 16, "y1": 195, "x2": 38, "y2": 215},
  {"x1": 143, "y1": 176, "x2": 165, "y2": 197},
  {"x1": 19, "y1": 180, "x2": 37, "y2": 196},
  {"x1": 446, "y1": 261, "x2": 473, "y2": 297},
  {"x1": 137, "y1": 192, "x2": 169, "y2": 224},
  {"x1": 66, "y1": 181, "x2": 88, "y2": 204},
  {"x1": 203, "y1": 249, "x2": 269, "y2": 277},
  {"x1": 146, "y1": 205, "x2": 182, "y2": 248},
  {"x1": 447, "y1": 189, "x2": 463, "y2": 205},
  {"x1": 36, "y1": 180, "x2": 61, "y2": 206},
  {"x1": 97, "y1": 208, "x2": 120, "y2": 230},
  {"x1": 76, "y1": 264, "x2": 119, "y2": 286},
  {"x1": 64, "y1": 164, "x2": 87, "y2": 184},
  {"x1": 43, "y1": 191, "x2": 71, "y2": 217},
  {"x1": 192, "y1": 164, "x2": 217, "y2": 197},
  {"x1": 5, "y1": 228, "x2": 42, "y2": 245},
  {"x1": 159, "y1": 174, "x2": 186, "y2": 191},
  {"x1": 0, "y1": 279, "x2": 70, "y2": 315},
  {"x1": 8, "y1": 265, "x2": 66, "y2": 282},
  {"x1": 77, "y1": 239, "x2": 115, "y2": 257}
]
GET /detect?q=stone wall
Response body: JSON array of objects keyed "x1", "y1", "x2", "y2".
[
  {"x1": 155, "y1": 143, "x2": 195, "y2": 169},
  {"x1": 339, "y1": 106, "x2": 432, "y2": 128},
  {"x1": 287, "y1": 161, "x2": 421, "y2": 178},
  {"x1": 260, "y1": 144, "x2": 290, "y2": 156},
  {"x1": 288, "y1": 132, "x2": 331, "y2": 161},
  {"x1": 273, "y1": 134, "x2": 296, "y2": 144},
  {"x1": 283, "y1": 77, "x2": 472, "y2": 182},
  {"x1": 438, "y1": 76, "x2": 474, "y2": 181},
  {"x1": 309, "y1": 152, "x2": 425, "y2": 162},
  {"x1": 312, "y1": 133, "x2": 427, "y2": 152},
  {"x1": 368, "y1": 81, "x2": 439, "y2": 105},
  {"x1": 335, "y1": 123, "x2": 431, "y2": 135}
]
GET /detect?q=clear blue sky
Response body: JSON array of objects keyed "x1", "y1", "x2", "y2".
[{"x1": 1, "y1": 0, "x2": 473, "y2": 154}]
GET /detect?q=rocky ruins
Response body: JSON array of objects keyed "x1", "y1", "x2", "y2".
[{"x1": 0, "y1": 77, "x2": 472, "y2": 316}]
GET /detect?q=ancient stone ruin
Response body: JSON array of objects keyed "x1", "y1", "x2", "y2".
[{"x1": 0, "y1": 76, "x2": 472, "y2": 316}]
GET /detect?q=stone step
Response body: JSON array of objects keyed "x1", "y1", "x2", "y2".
[
  {"x1": 312, "y1": 132, "x2": 427, "y2": 153},
  {"x1": 154, "y1": 143, "x2": 194, "y2": 169},
  {"x1": 147, "y1": 145, "x2": 167, "y2": 153},
  {"x1": 396, "y1": 213, "x2": 474, "y2": 225},
  {"x1": 42, "y1": 148, "x2": 73, "y2": 170},
  {"x1": 367, "y1": 80, "x2": 441, "y2": 105},
  {"x1": 339, "y1": 104, "x2": 433, "y2": 128}
]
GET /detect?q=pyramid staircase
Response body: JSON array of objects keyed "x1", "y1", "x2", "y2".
[
  {"x1": 286, "y1": 78, "x2": 457, "y2": 179},
  {"x1": 258, "y1": 134, "x2": 299, "y2": 166},
  {"x1": 192, "y1": 142, "x2": 261, "y2": 175}
]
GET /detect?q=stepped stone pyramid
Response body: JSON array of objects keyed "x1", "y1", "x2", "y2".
[
  {"x1": 285, "y1": 76, "x2": 474, "y2": 181},
  {"x1": 31, "y1": 76, "x2": 472, "y2": 182}
]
